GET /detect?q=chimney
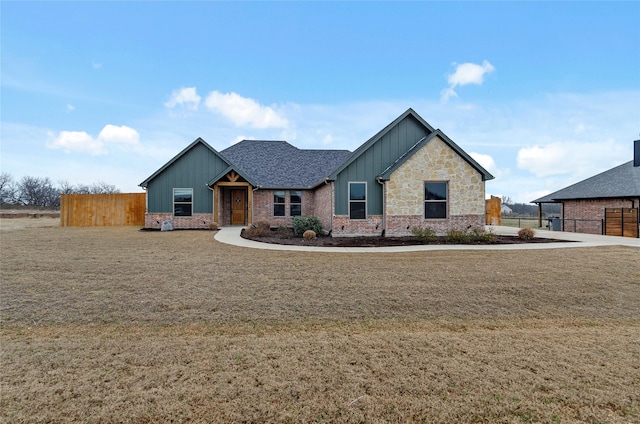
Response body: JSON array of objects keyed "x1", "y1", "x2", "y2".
[{"x1": 635, "y1": 139, "x2": 640, "y2": 167}]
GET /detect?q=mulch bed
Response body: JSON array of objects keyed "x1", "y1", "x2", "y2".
[{"x1": 241, "y1": 231, "x2": 568, "y2": 247}]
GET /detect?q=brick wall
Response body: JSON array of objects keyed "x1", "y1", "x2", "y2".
[
  {"x1": 313, "y1": 183, "x2": 333, "y2": 232},
  {"x1": 562, "y1": 198, "x2": 639, "y2": 235},
  {"x1": 332, "y1": 215, "x2": 384, "y2": 236},
  {"x1": 252, "y1": 189, "x2": 316, "y2": 227}
]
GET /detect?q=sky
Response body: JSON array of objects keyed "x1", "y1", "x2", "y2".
[{"x1": 1, "y1": 1, "x2": 639, "y2": 203}]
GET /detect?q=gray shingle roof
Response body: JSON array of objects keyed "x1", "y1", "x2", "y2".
[
  {"x1": 533, "y1": 161, "x2": 640, "y2": 203},
  {"x1": 220, "y1": 140, "x2": 352, "y2": 189}
]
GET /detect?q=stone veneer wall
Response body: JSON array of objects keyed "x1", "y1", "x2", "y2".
[
  {"x1": 385, "y1": 214, "x2": 484, "y2": 236},
  {"x1": 562, "y1": 198, "x2": 639, "y2": 235},
  {"x1": 385, "y1": 135, "x2": 486, "y2": 236},
  {"x1": 144, "y1": 213, "x2": 215, "y2": 230}
]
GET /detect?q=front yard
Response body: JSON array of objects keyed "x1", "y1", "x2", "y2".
[{"x1": 1, "y1": 225, "x2": 638, "y2": 422}]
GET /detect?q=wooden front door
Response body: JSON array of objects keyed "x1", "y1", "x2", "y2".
[{"x1": 231, "y1": 189, "x2": 245, "y2": 225}]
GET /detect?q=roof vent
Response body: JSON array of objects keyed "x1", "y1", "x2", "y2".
[{"x1": 635, "y1": 139, "x2": 640, "y2": 167}]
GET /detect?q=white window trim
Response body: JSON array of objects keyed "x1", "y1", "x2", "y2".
[{"x1": 348, "y1": 181, "x2": 367, "y2": 220}]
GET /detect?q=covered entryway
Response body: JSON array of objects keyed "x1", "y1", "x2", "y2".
[{"x1": 211, "y1": 170, "x2": 253, "y2": 226}]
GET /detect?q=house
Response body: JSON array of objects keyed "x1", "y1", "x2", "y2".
[
  {"x1": 139, "y1": 108, "x2": 494, "y2": 236},
  {"x1": 501, "y1": 204, "x2": 513, "y2": 215},
  {"x1": 532, "y1": 140, "x2": 640, "y2": 237}
]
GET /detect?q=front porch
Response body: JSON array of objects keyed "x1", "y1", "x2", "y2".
[{"x1": 211, "y1": 171, "x2": 254, "y2": 227}]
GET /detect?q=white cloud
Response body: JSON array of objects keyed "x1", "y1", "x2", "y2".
[
  {"x1": 441, "y1": 60, "x2": 495, "y2": 101},
  {"x1": 92, "y1": 61, "x2": 102, "y2": 70},
  {"x1": 321, "y1": 134, "x2": 334, "y2": 145},
  {"x1": 48, "y1": 130, "x2": 105, "y2": 155},
  {"x1": 164, "y1": 87, "x2": 201, "y2": 110},
  {"x1": 47, "y1": 124, "x2": 140, "y2": 155},
  {"x1": 98, "y1": 124, "x2": 140, "y2": 145},
  {"x1": 469, "y1": 152, "x2": 502, "y2": 179},
  {"x1": 205, "y1": 91, "x2": 289, "y2": 129},
  {"x1": 66, "y1": 104, "x2": 75, "y2": 112},
  {"x1": 516, "y1": 139, "x2": 629, "y2": 179}
]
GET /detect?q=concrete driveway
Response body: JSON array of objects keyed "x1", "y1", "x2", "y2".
[{"x1": 214, "y1": 225, "x2": 640, "y2": 253}]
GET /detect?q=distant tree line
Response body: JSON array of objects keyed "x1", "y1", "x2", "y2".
[
  {"x1": 501, "y1": 195, "x2": 561, "y2": 216},
  {"x1": 0, "y1": 172, "x2": 120, "y2": 210}
]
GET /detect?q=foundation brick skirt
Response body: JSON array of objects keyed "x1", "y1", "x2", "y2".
[{"x1": 144, "y1": 213, "x2": 215, "y2": 230}]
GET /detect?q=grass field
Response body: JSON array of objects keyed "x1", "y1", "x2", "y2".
[
  {"x1": 500, "y1": 216, "x2": 543, "y2": 229},
  {"x1": 1, "y1": 221, "x2": 639, "y2": 423}
]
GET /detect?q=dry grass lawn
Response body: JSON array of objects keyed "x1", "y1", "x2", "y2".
[{"x1": 1, "y1": 222, "x2": 639, "y2": 423}]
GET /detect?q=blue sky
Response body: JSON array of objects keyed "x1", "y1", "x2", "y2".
[{"x1": 2, "y1": 1, "x2": 639, "y2": 203}]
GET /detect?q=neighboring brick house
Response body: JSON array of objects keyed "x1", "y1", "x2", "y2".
[
  {"x1": 532, "y1": 139, "x2": 640, "y2": 237},
  {"x1": 139, "y1": 108, "x2": 494, "y2": 236}
]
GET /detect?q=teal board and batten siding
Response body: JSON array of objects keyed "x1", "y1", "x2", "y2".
[
  {"x1": 146, "y1": 143, "x2": 230, "y2": 214},
  {"x1": 334, "y1": 115, "x2": 431, "y2": 215}
]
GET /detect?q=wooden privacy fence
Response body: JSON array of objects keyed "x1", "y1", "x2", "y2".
[
  {"x1": 60, "y1": 193, "x2": 146, "y2": 227},
  {"x1": 605, "y1": 208, "x2": 639, "y2": 238},
  {"x1": 485, "y1": 196, "x2": 501, "y2": 226}
]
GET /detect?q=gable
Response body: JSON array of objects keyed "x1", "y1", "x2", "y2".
[
  {"x1": 329, "y1": 108, "x2": 434, "y2": 180},
  {"x1": 139, "y1": 138, "x2": 231, "y2": 188},
  {"x1": 385, "y1": 134, "x2": 486, "y2": 216},
  {"x1": 140, "y1": 138, "x2": 232, "y2": 214},
  {"x1": 378, "y1": 130, "x2": 494, "y2": 181},
  {"x1": 330, "y1": 108, "x2": 492, "y2": 217}
]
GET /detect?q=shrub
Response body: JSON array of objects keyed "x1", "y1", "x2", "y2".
[
  {"x1": 469, "y1": 227, "x2": 497, "y2": 243},
  {"x1": 411, "y1": 226, "x2": 438, "y2": 243},
  {"x1": 518, "y1": 227, "x2": 536, "y2": 241},
  {"x1": 303, "y1": 230, "x2": 317, "y2": 240},
  {"x1": 292, "y1": 215, "x2": 323, "y2": 237},
  {"x1": 245, "y1": 220, "x2": 271, "y2": 238},
  {"x1": 276, "y1": 225, "x2": 293, "y2": 239},
  {"x1": 446, "y1": 229, "x2": 470, "y2": 243}
]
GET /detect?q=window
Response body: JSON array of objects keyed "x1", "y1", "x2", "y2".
[
  {"x1": 173, "y1": 188, "x2": 193, "y2": 217},
  {"x1": 424, "y1": 182, "x2": 448, "y2": 219},
  {"x1": 274, "y1": 191, "x2": 285, "y2": 216},
  {"x1": 349, "y1": 182, "x2": 366, "y2": 220},
  {"x1": 290, "y1": 191, "x2": 302, "y2": 216}
]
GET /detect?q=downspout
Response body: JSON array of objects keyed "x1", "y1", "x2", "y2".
[
  {"x1": 376, "y1": 176, "x2": 386, "y2": 236},
  {"x1": 206, "y1": 184, "x2": 215, "y2": 224},
  {"x1": 324, "y1": 178, "x2": 333, "y2": 235},
  {"x1": 252, "y1": 185, "x2": 260, "y2": 225}
]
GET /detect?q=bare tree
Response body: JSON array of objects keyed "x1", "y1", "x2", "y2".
[
  {"x1": 501, "y1": 195, "x2": 513, "y2": 206},
  {"x1": 57, "y1": 180, "x2": 77, "y2": 195},
  {"x1": 16, "y1": 176, "x2": 60, "y2": 209},
  {"x1": 89, "y1": 181, "x2": 120, "y2": 194},
  {"x1": 0, "y1": 172, "x2": 17, "y2": 205},
  {"x1": 58, "y1": 180, "x2": 121, "y2": 195}
]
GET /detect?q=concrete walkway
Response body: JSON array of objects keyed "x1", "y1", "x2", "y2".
[{"x1": 214, "y1": 225, "x2": 640, "y2": 253}]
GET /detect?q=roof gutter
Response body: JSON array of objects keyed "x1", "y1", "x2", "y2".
[
  {"x1": 325, "y1": 178, "x2": 333, "y2": 235},
  {"x1": 376, "y1": 176, "x2": 386, "y2": 236}
]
